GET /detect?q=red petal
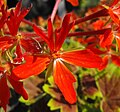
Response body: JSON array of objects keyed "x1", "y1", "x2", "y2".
[
  {"x1": 99, "y1": 29, "x2": 114, "y2": 48},
  {"x1": 20, "y1": 38, "x2": 43, "y2": 54},
  {"x1": 67, "y1": 0, "x2": 79, "y2": 6},
  {"x1": 108, "y1": 8, "x2": 119, "y2": 25},
  {"x1": 0, "y1": 74, "x2": 10, "y2": 111},
  {"x1": 99, "y1": 55, "x2": 109, "y2": 70},
  {"x1": 8, "y1": 76, "x2": 28, "y2": 100},
  {"x1": 48, "y1": 18, "x2": 54, "y2": 51},
  {"x1": 53, "y1": 59, "x2": 76, "y2": 104},
  {"x1": 18, "y1": 7, "x2": 31, "y2": 23},
  {"x1": 0, "y1": 36, "x2": 15, "y2": 51},
  {"x1": 61, "y1": 49, "x2": 102, "y2": 68},
  {"x1": 14, "y1": 0, "x2": 22, "y2": 16},
  {"x1": 33, "y1": 24, "x2": 50, "y2": 45},
  {"x1": 7, "y1": 1, "x2": 30, "y2": 36},
  {"x1": 93, "y1": 20, "x2": 104, "y2": 30},
  {"x1": 12, "y1": 55, "x2": 50, "y2": 80},
  {"x1": 111, "y1": 55, "x2": 120, "y2": 66},
  {"x1": 55, "y1": 13, "x2": 74, "y2": 51}
]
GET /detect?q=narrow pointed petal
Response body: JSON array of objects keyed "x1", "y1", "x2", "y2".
[
  {"x1": 108, "y1": 8, "x2": 119, "y2": 25},
  {"x1": 67, "y1": 0, "x2": 79, "y2": 6},
  {"x1": 14, "y1": 0, "x2": 22, "y2": 16},
  {"x1": 7, "y1": 0, "x2": 31, "y2": 36},
  {"x1": 0, "y1": 74, "x2": 10, "y2": 111},
  {"x1": 12, "y1": 55, "x2": 50, "y2": 80},
  {"x1": 53, "y1": 59, "x2": 76, "y2": 104},
  {"x1": 55, "y1": 14, "x2": 74, "y2": 51},
  {"x1": 18, "y1": 6, "x2": 31, "y2": 23},
  {"x1": 8, "y1": 76, "x2": 28, "y2": 100},
  {"x1": 48, "y1": 18, "x2": 54, "y2": 51},
  {"x1": 61, "y1": 49, "x2": 102, "y2": 68},
  {"x1": 33, "y1": 24, "x2": 50, "y2": 45}
]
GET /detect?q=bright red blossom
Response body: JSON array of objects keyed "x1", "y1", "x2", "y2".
[
  {"x1": 6, "y1": 0, "x2": 31, "y2": 36},
  {"x1": 12, "y1": 14, "x2": 102, "y2": 104}
]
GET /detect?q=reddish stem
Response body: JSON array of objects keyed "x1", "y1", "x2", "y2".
[
  {"x1": 51, "y1": 0, "x2": 61, "y2": 23},
  {"x1": 74, "y1": 8, "x2": 109, "y2": 25},
  {"x1": 68, "y1": 28, "x2": 111, "y2": 37},
  {"x1": 22, "y1": 19, "x2": 33, "y2": 26}
]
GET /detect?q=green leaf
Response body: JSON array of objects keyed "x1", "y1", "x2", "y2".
[
  {"x1": 81, "y1": 103, "x2": 101, "y2": 112},
  {"x1": 48, "y1": 99, "x2": 78, "y2": 112},
  {"x1": 62, "y1": 38, "x2": 85, "y2": 51}
]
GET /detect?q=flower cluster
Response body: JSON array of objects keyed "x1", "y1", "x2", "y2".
[{"x1": 0, "y1": 0, "x2": 120, "y2": 111}]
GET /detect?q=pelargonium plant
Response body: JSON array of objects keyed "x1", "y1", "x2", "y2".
[{"x1": 0, "y1": 0, "x2": 120, "y2": 112}]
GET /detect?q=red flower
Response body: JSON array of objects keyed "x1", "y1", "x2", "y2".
[
  {"x1": 12, "y1": 14, "x2": 102, "y2": 104},
  {"x1": 0, "y1": 1, "x2": 43, "y2": 65},
  {"x1": 0, "y1": 65, "x2": 28, "y2": 112},
  {"x1": 6, "y1": 0, "x2": 31, "y2": 36}
]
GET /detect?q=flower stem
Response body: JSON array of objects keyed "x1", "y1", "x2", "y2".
[
  {"x1": 51, "y1": 0, "x2": 61, "y2": 23},
  {"x1": 68, "y1": 28, "x2": 111, "y2": 37},
  {"x1": 74, "y1": 9, "x2": 109, "y2": 25},
  {"x1": 22, "y1": 19, "x2": 33, "y2": 26}
]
